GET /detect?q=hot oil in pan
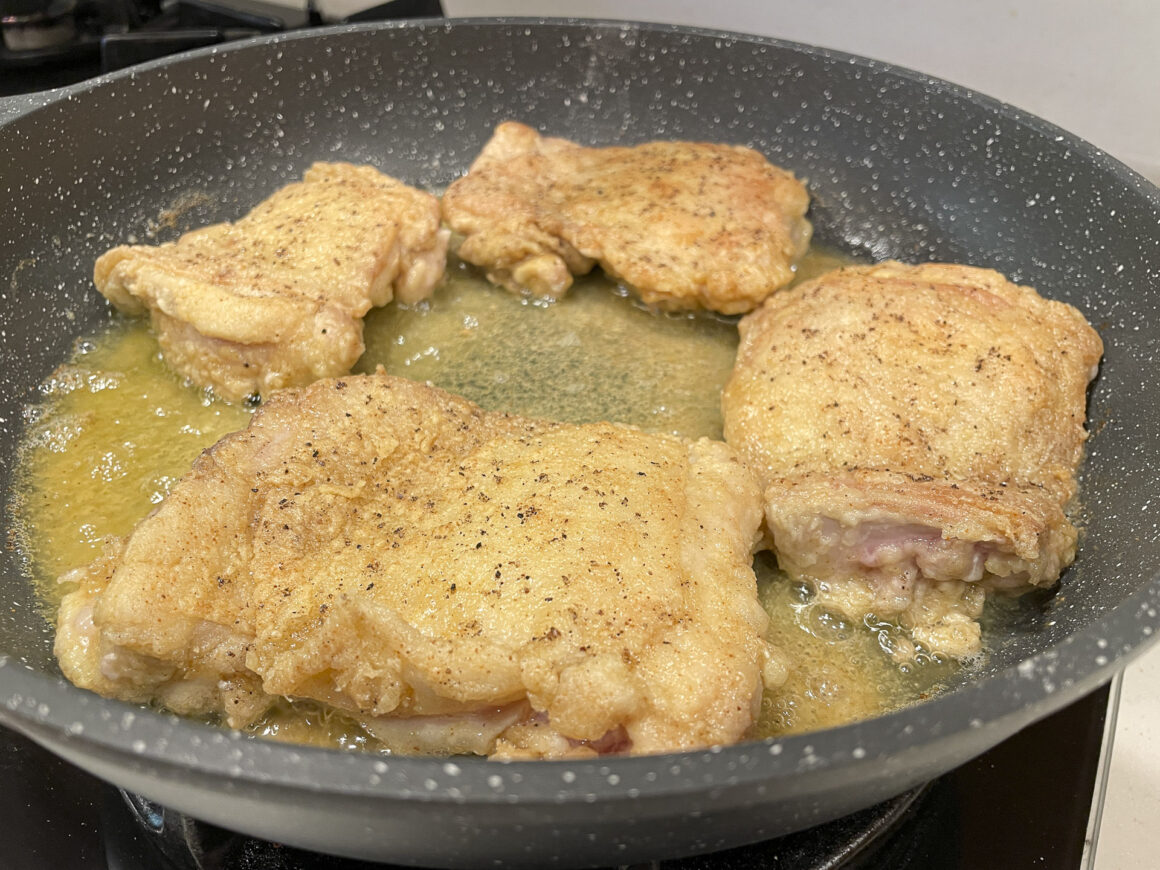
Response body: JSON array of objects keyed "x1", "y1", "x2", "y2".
[
  {"x1": 360, "y1": 258, "x2": 738, "y2": 435},
  {"x1": 13, "y1": 247, "x2": 959, "y2": 749},
  {"x1": 359, "y1": 246, "x2": 856, "y2": 435},
  {"x1": 13, "y1": 328, "x2": 250, "y2": 588}
]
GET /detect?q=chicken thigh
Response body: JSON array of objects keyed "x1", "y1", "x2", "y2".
[
  {"x1": 442, "y1": 122, "x2": 812, "y2": 314},
  {"x1": 56, "y1": 373, "x2": 782, "y2": 758},
  {"x1": 95, "y1": 163, "x2": 449, "y2": 403},
  {"x1": 722, "y1": 262, "x2": 1102, "y2": 657}
]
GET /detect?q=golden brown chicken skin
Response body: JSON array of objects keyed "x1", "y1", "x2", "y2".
[
  {"x1": 441, "y1": 122, "x2": 812, "y2": 314},
  {"x1": 722, "y1": 262, "x2": 1103, "y2": 657},
  {"x1": 55, "y1": 373, "x2": 784, "y2": 758},
  {"x1": 95, "y1": 163, "x2": 449, "y2": 403}
]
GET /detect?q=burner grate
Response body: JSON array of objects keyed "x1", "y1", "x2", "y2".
[{"x1": 0, "y1": 0, "x2": 441, "y2": 94}]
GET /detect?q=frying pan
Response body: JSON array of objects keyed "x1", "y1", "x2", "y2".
[{"x1": 1, "y1": 19, "x2": 1159, "y2": 868}]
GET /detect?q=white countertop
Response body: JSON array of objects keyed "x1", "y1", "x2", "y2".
[{"x1": 1091, "y1": 654, "x2": 1160, "y2": 868}]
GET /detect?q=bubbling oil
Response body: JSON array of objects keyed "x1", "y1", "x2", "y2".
[{"x1": 13, "y1": 250, "x2": 958, "y2": 747}]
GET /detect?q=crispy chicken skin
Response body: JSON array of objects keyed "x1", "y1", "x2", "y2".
[
  {"x1": 55, "y1": 374, "x2": 783, "y2": 758},
  {"x1": 441, "y1": 121, "x2": 812, "y2": 314},
  {"x1": 722, "y1": 262, "x2": 1103, "y2": 657},
  {"x1": 94, "y1": 163, "x2": 449, "y2": 403}
]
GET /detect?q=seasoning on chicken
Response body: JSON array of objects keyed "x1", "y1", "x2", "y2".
[
  {"x1": 55, "y1": 373, "x2": 786, "y2": 758},
  {"x1": 94, "y1": 163, "x2": 449, "y2": 403},
  {"x1": 441, "y1": 121, "x2": 812, "y2": 314},
  {"x1": 722, "y1": 262, "x2": 1103, "y2": 658}
]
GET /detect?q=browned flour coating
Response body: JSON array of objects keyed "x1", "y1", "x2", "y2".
[
  {"x1": 55, "y1": 374, "x2": 782, "y2": 758},
  {"x1": 94, "y1": 163, "x2": 449, "y2": 403},
  {"x1": 441, "y1": 122, "x2": 812, "y2": 314},
  {"x1": 722, "y1": 262, "x2": 1103, "y2": 657}
]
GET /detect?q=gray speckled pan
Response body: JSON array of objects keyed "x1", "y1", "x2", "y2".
[{"x1": 1, "y1": 19, "x2": 1158, "y2": 868}]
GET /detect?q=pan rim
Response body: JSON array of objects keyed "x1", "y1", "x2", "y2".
[{"x1": 1, "y1": 17, "x2": 1158, "y2": 807}]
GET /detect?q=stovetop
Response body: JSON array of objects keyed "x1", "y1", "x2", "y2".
[
  {"x1": 0, "y1": 0, "x2": 442, "y2": 96},
  {"x1": 0, "y1": 683, "x2": 1110, "y2": 869}
]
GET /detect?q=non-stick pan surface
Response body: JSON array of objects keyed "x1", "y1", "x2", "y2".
[{"x1": 1, "y1": 19, "x2": 1158, "y2": 868}]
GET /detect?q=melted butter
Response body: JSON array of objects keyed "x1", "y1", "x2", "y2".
[
  {"x1": 13, "y1": 325, "x2": 250, "y2": 598},
  {"x1": 754, "y1": 553, "x2": 959, "y2": 736},
  {"x1": 13, "y1": 248, "x2": 956, "y2": 746},
  {"x1": 360, "y1": 259, "x2": 739, "y2": 439},
  {"x1": 251, "y1": 699, "x2": 382, "y2": 753}
]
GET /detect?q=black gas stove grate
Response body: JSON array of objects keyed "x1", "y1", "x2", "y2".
[{"x1": 0, "y1": 0, "x2": 442, "y2": 95}]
